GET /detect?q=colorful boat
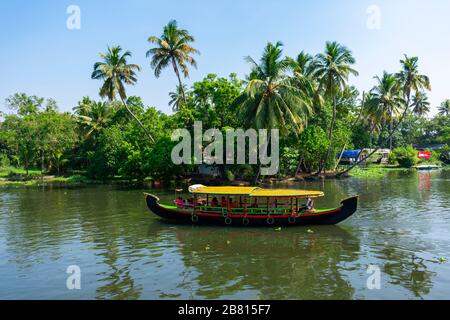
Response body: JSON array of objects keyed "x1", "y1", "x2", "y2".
[{"x1": 145, "y1": 185, "x2": 358, "y2": 226}]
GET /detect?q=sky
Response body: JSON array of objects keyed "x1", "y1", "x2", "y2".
[{"x1": 0, "y1": 0, "x2": 449, "y2": 116}]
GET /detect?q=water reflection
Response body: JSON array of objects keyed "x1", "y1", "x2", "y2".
[
  {"x1": 148, "y1": 223, "x2": 360, "y2": 299},
  {"x1": 1, "y1": 170, "x2": 449, "y2": 299}
]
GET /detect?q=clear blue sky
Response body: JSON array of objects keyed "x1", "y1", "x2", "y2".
[{"x1": 1, "y1": 0, "x2": 449, "y2": 116}]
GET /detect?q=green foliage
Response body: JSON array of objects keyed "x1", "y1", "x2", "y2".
[
  {"x1": 297, "y1": 126, "x2": 329, "y2": 172},
  {"x1": 389, "y1": 146, "x2": 418, "y2": 168},
  {"x1": 0, "y1": 41, "x2": 446, "y2": 183},
  {"x1": 224, "y1": 170, "x2": 235, "y2": 182},
  {"x1": 146, "y1": 136, "x2": 184, "y2": 181}
]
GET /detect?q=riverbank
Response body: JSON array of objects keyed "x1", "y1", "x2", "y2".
[{"x1": 1, "y1": 164, "x2": 449, "y2": 187}]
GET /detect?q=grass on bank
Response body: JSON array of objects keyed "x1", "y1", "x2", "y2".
[{"x1": 347, "y1": 165, "x2": 413, "y2": 178}]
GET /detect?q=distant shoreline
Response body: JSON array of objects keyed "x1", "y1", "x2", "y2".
[{"x1": 1, "y1": 165, "x2": 448, "y2": 187}]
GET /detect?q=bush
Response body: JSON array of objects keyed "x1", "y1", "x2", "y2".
[
  {"x1": 0, "y1": 154, "x2": 10, "y2": 167},
  {"x1": 389, "y1": 146, "x2": 417, "y2": 168},
  {"x1": 225, "y1": 169, "x2": 235, "y2": 182}
]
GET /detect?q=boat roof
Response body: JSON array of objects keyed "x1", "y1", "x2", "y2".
[{"x1": 188, "y1": 185, "x2": 324, "y2": 198}]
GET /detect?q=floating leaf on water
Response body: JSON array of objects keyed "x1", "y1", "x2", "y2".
[{"x1": 438, "y1": 257, "x2": 448, "y2": 263}]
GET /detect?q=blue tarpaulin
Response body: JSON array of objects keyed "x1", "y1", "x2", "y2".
[{"x1": 340, "y1": 150, "x2": 361, "y2": 158}]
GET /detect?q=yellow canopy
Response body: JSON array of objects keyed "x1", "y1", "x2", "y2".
[
  {"x1": 189, "y1": 185, "x2": 324, "y2": 198},
  {"x1": 190, "y1": 186, "x2": 259, "y2": 195},
  {"x1": 250, "y1": 189, "x2": 324, "y2": 198}
]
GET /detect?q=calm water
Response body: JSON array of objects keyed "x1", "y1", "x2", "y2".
[{"x1": 1, "y1": 170, "x2": 449, "y2": 299}]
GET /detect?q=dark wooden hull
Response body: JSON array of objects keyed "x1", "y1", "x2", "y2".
[{"x1": 145, "y1": 194, "x2": 358, "y2": 226}]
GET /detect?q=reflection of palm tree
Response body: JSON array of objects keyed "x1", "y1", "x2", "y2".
[
  {"x1": 166, "y1": 226, "x2": 360, "y2": 299},
  {"x1": 381, "y1": 249, "x2": 435, "y2": 298}
]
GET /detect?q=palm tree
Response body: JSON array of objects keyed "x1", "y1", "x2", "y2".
[
  {"x1": 147, "y1": 20, "x2": 199, "y2": 102},
  {"x1": 233, "y1": 41, "x2": 312, "y2": 181},
  {"x1": 365, "y1": 72, "x2": 404, "y2": 149},
  {"x1": 412, "y1": 91, "x2": 430, "y2": 117},
  {"x1": 236, "y1": 41, "x2": 311, "y2": 133},
  {"x1": 361, "y1": 92, "x2": 383, "y2": 148},
  {"x1": 338, "y1": 55, "x2": 430, "y2": 177},
  {"x1": 73, "y1": 97, "x2": 94, "y2": 116},
  {"x1": 76, "y1": 101, "x2": 113, "y2": 138},
  {"x1": 438, "y1": 99, "x2": 450, "y2": 116},
  {"x1": 396, "y1": 55, "x2": 431, "y2": 107},
  {"x1": 314, "y1": 42, "x2": 358, "y2": 172},
  {"x1": 169, "y1": 84, "x2": 189, "y2": 112},
  {"x1": 91, "y1": 46, "x2": 154, "y2": 143},
  {"x1": 286, "y1": 52, "x2": 320, "y2": 123}
]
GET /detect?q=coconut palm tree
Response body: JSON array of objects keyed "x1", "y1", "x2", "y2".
[
  {"x1": 75, "y1": 101, "x2": 113, "y2": 138},
  {"x1": 147, "y1": 20, "x2": 199, "y2": 102},
  {"x1": 286, "y1": 51, "x2": 320, "y2": 120},
  {"x1": 438, "y1": 99, "x2": 450, "y2": 116},
  {"x1": 169, "y1": 84, "x2": 189, "y2": 112},
  {"x1": 314, "y1": 42, "x2": 358, "y2": 172},
  {"x1": 235, "y1": 41, "x2": 311, "y2": 134},
  {"x1": 412, "y1": 91, "x2": 430, "y2": 117},
  {"x1": 233, "y1": 41, "x2": 312, "y2": 182},
  {"x1": 365, "y1": 72, "x2": 404, "y2": 149},
  {"x1": 337, "y1": 72, "x2": 405, "y2": 176},
  {"x1": 396, "y1": 55, "x2": 431, "y2": 107},
  {"x1": 338, "y1": 55, "x2": 430, "y2": 177},
  {"x1": 91, "y1": 46, "x2": 154, "y2": 143}
]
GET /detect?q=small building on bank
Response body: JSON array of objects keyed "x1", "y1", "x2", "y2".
[{"x1": 338, "y1": 148, "x2": 390, "y2": 165}]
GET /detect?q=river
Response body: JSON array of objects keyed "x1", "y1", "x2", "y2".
[{"x1": 1, "y1": 170, "x2": 449, "y2": 299}]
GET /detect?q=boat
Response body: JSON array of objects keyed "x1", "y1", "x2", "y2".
[
  {"x1": 145, "y1": 185, "x2": 358, "y2": 226},
  {"x1": 415, "y1": 164, "x2": 441, "y2": 171}
]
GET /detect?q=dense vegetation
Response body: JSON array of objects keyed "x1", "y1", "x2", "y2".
[{"x1": 1, "y1": 20, "x2": 449, "y2": 183}]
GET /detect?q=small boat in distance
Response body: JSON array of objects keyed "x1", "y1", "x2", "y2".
[
  {"x1": 145, "y1": 185, "x2": 358, "y2": 226},
  {"x1": 415, "y1": 164, "x2": 441, "y2": 171}
]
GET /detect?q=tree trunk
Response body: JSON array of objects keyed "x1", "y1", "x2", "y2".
[
  {"x1": 41, "y1": 152, "x2": 45, "y2": 175},
  {"x1": 172, "y1": 57, "x2": 187, "y2": 104},
  {"x1": 293, "y1": 154, "x2": 303, "y2": 177},
  {"x1": 25, "y1": 156, "x2": 29, "y2": 176},
  {"x1": 323, "y1": 95, "x2": 337, "y2": 174},
  {"x1": 119, "y1": 96, "x2": 155, "y2": 143},
  {"x1": 389, "y1": 112, "x2": 393, "y2": 150}
]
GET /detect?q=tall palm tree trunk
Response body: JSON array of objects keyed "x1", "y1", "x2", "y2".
[
  {"x1": 389, "y1": 115, "x2": 393, "y2": 150},
  {"x1": 171, "y1": 57, "x2": 187, "y2": 103},
  {"x1": 119, "y1": 96, "x2": 155, "y2": 143},
  {"x1": 323, "y1": 95, "x2": 337, "y2": 174}
]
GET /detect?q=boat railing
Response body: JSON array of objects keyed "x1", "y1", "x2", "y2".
[{"x1": 194, "y1": 205, "x2": 294, "y2": 215}]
